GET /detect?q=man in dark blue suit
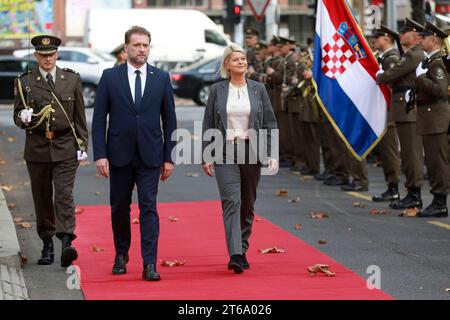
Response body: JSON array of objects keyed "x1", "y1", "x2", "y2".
[{"x1": 92, "y1": 26, "x2": 177, "y2": 281}]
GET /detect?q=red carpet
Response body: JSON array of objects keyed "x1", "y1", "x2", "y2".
[{"x1": 74, "y1": 200, "x2": 392, "y2": 300}]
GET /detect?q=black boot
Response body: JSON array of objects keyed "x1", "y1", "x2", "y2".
[
  {"x1": 372, "y1": 184, "x2": 400, "y2": 202},
  {"x1": 418, "y1": 194, "x2": 448, "y2": 218},
  {"x1": 242, "y1": 253, "x2": 250, "y2": 270},
  {"x1": 60, "y1": 234, "x2": 78, "y2": 268},
  {"x1": 37, "y1": 239, "x2": 54, "y2": 265},
  {"x1": 389, "y1": 188, "x2": 422, "y2": 210}
]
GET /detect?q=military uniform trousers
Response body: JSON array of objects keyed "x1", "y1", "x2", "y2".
[
  {"x1": 375, "y1": 123, "x2": 401, "y2": 185},
  {"x1": 328, "y1": 127, "x2": 350, "y2": 181},
  {"x1": 346, "y1": 152, "x2": 369, "y2": 188},
  {"x1": 301, "y1": 120, "x2": 320, "y2": 174},
  {"x1": 318, "y1": 117, "x2": 335, "y2": 173},
  {"x1": 287, "y1": 98, "x2": 305, "y2": 168},
  {"x1": 395, "y1": 122, "x2": 424, "y2": 189},
  {"x1": 422, "y1": 133, "x2": 449, "y2": 195},
  {"x1": 26, "y1": 158, "x2": 79, "y2": 241},
  {"x1": 214, "y1": 142, "x2": 261, "y2": 256}
]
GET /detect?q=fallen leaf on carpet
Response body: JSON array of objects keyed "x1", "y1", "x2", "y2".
[
  {"x1": 7, "y1": 136, "x2": 16, "y2": 143},
  {"x1": 168, "y1": 216, "x2": 179, "y2": 222},
  {"x1": 399, "y1": 207, "x2": 419, "y2": 217},
  {"x1": 7, "y1": 203, "x2": 16, "y2": 210},
  {"x1": 132, "y1": 218, "x2": 140, "y2": 224},
  {"x1": 92, "y1": 245, "x2": 104, "y2": 252},
  {"x1": 186, "y1": 172, "x2": 199, "y2": 177},
  {"x1": 307, "y1": 264, "x2": 336, "y2": 277},
  {"x1": 300, "y1": 176, "x2": 314, "y2": 181},
  {"x1": 288, "y1": 197, "x2": 300, "y2": 203},
  {"x1": 95, "y1": 191, "x2": 101, "y2": 196},
  {"x1": 295, "y1": 224, "x2": 302, "y2": 230},
  {"x1": 18, "y1": 222, "x2": 32, "y2": 229},
  {"x1": 318, "y1": 239, "x2": 327, "y2": 245},
  {"x1": 259, "y1": 247, "x2": 286, "y2": 254},
  {"x1": 75, "y1": 208, "x2": 85, "y2": 215},
  {"x1": 0, "y1": 160, "x2": 6, "y2": 165},
  {"x1": 310, "y1": 211, "x2": 329, "y2": 219},
  {"x1": 255, "y1": 218, "x2": 263, "y2": 222},
  {"x1": 276, "y1": 189, "x2": 288, "y2": 197},
  {"x1": 160, "y1": 259, "x2": 186, "y2": 267}
]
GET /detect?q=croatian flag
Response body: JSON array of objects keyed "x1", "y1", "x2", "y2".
[{"x1": 313, "y1": 0, "x2": 390, "y2": 160}]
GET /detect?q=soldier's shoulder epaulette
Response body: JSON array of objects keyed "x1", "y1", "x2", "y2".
[
  {"x1": 17, "y1": 70, "x2": 31, "y2": 78},
  {"x1": 62, "y1": 68, "x2": 79, "y2": 75}
]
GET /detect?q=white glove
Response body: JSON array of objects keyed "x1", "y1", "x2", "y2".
[
  {"x1": 77, "y1": 150, "x2": 88, "y2": 161},
  {"x1": 376, "y1": 69, "x2": 384, "y2": 77},
  {"x1": 405, "y1": 89, "x2": 411, "y2": 103},
  {"x1": 416, "y1": 64, "x2": 428, "y2": 77},
  {"x1": 20, "y1": 108, "x2": 33, "y2": 125}
]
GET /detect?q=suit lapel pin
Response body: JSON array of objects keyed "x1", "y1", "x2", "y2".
[{"x1": 37, "y1": 76, "x2": 41, "y2": 81}]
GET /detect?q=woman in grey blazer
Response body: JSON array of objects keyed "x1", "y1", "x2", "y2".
[{"x1": 202, "y1": 44, "x2": 278, "y2": 274}]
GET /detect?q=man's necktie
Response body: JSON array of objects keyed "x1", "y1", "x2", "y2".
[
  {"x1": 46, "y1": 73, "x2": 55, "y2": 90},
  {"x1": 135, "y1": 70, "x2": 142, "y2": 112}
]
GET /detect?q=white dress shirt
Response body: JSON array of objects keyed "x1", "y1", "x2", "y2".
[
  {"x1": 127, "y1": 63, "x2": 147, "y2": 102},
  {"x1": 39, "y1": 67, "x2": 57, "y2": 85},
  {"x1": 226, "y1": 83, "x2": 251, "y2": 140}
]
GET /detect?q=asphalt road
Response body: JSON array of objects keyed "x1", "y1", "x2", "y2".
[{"x1": 0, "y1": 102, "x2": 449, "y2": 300}]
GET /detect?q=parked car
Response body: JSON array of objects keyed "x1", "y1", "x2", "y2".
[
  {"x1": 171, "y1": 57, "x2": 222, "y2": 106},
  {"x1": 13, "y1": 47, "x2": 115, "y2": 107},
  {"x1": 0, "y1": 56, "x2": 38, "y2": 103}
]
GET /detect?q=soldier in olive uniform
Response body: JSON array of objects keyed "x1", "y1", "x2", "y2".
[
  {"x1": 266, "y1": 36, "x2": 296, "y2": 166},
  {"x1": 244, "y1": 27, "x2": 259, "y2": 70},
  {"x1": 414, "y1": 22, "x2": 450, "y2": 217},
  {"x1": 248, "y1": 42, "x2": 268, "y2": 83},
  {"x1": 111, "y1": 43, "x2": 127, "y2": 67},
  {"x1": 377, "y1": 18, "x2": 426, "y2": 210},
  {"x1": 13, "y1": 35, "x2": 88, "y2": 267},
  {"x1": 371, "y1": 26, "x2": 402, "y2": 202}
]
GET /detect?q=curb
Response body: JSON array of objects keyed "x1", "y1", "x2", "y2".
[{"x1": 0, "y1": 188, "x2": 21, "y2": 268}]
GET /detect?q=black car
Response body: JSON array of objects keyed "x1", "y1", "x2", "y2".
[
  {"x1": 171, "y1": 57, "x2": 222, "y2": 106},
  {"x1": 0, "y1": 56, "x2": 37, "y2": 103}
]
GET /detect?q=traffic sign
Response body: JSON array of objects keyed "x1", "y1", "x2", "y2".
[{"x1": 247, "y1": 0, "x2": 271, "y2": 22}]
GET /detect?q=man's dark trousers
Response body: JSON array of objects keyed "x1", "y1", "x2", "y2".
[{"x1": 110, "y1": 149, "x2": 160, "y2": 267}]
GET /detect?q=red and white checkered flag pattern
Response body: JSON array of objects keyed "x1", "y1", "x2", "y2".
[{"x1": 321, "y1": 33, "x2": 357, "y2": 79}]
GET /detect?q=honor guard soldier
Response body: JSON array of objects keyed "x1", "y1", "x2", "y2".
[
  {"x1": 247, "y1": 42, "x2": 268, "y2": 83},
  {"x1": 244, "y1": 27, "x2": 259, "y2": 69},
  {"x1": 111, "y1": 43, "x2": 127, "y2": 67},
  {"x1": 13, "y1": 35, "x2": 89, "y2": 267},
  {"x1": 371, "y1": 26, "x2": 402, "y2": 202},
  {"x1": 377, "y1": 18, "x2": 426, "y2": 210},
  {"x1": 413, "y1": 22, "x2": 450, "y2": 217}
]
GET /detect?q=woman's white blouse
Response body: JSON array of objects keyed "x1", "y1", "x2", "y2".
[{"x1": 226, "y1": 83, "x2": 251, "y2": 140}]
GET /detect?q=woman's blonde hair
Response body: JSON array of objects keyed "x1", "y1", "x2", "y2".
[{"x1": 219, "y1": 43, "x2": 247, "y2": 78}]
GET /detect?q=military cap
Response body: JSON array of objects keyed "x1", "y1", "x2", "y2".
[
  {"x1": 244, "y1": 27, "x2": 259, "y2": 37},
  {"x1": 269, "y1": 35, "x2": 281, "y2": 46},
  {"x1": 278, "y1": 36, "x2": 296, "y2": 45},
  {"x1": 254, "y1": 42, "x2": 268, "y2": 52},
  {"x1": 420, "y1": 21, "x2": 448, "y2": 38},
  {"x1": 399, "y1": 18, "x2": 425, "y2": 34},
  {"x1": 31, "y1": 35, "x2": 61, "y2": 55},
  {"x1": 373, "y1": 25, "x2": 399, "y2": 39},
  {"x1": 110, "y1": 43, "x2": 125, "y2": 55}
]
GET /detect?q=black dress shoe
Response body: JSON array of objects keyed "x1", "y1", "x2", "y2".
[
  {"x1": 341, "y1": 183, "x2": 368, "y2": 192},
  {"x1": 390, "y1": 188, "x2": 422, "y2": 210},
  {"x1": 372, "y1": 185, "x2": 400, "y2": 202},
  {"x1": 142, "y1": 264, "x2": 161, "y2": 281},
  {"x1": 314, "y1": 171, "x2": 334, "y2": 181},
  {"x1": 418, "y1": 195, "x2": 448, "y2": 218},
  {"x1": 37, "y1": 239, "x2": 54, "y2": 265},
  {"x1": 60, "y1": 234, "x2": 78, "y2": 268},
  {"x1": 324, "y1": 176, "x2": 349, "y2": 186},
  {"x1": 227, "y1": 254, "x2": 244, "y2": 274},
  {"x1": 242, "y1": 254, "x2": 250, "y2": 270},
  {"x1": 112, "y1": 254, "x2": 129, "y2": 275}
]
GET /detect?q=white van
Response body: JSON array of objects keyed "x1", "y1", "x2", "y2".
[{"x1": 85, "y1": 9, "x2": 231, "y2": 70}]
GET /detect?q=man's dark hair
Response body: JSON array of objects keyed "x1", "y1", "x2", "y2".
[{"x1": 125, "y1": 26, "x2": 151, "y2": 44}]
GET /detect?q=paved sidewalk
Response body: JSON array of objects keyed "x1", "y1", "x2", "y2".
[{"x1": 0, "y1": 188, "x2": 29, "y2": 300}]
